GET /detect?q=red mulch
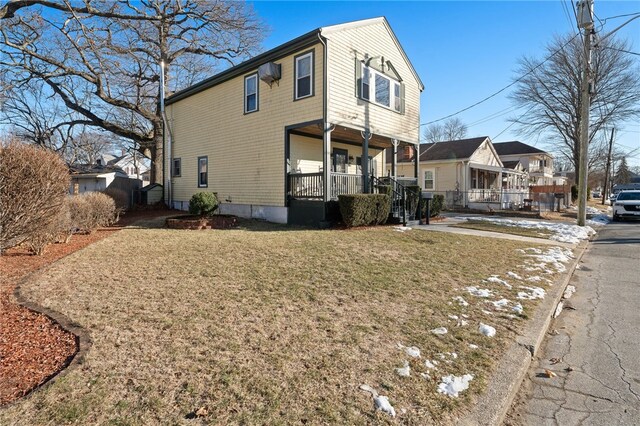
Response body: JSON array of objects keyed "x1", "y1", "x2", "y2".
[{"x1": 0, "y1": 209, "x2": 170, "y2": 406}]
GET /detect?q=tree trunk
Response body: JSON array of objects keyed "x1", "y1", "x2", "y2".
[
  {"x1": 149, "y1": 120, "x2": 164, "y2": 185},
  {"x1": 573, "y1": 146, "x2": 581, "y2": 188}
]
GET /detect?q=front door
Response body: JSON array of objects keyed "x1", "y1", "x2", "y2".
[{"x1": 332, "y1": 148, "x2": 348, "y2": 173}]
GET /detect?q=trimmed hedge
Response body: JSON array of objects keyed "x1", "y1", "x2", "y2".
[{"x1": 338, "y1": 194, "x2": 390, "y2": 227}]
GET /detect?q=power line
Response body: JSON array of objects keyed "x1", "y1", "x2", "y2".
[
  {"x1": 602, "y1": 46, "x2": 640, "y2": 56},
  {"x1": 421, "y1": 33, "x2": 581, "y2": 127},
  {"x1": 492, "y1": 105, "x2": 536, "y2": 140}
]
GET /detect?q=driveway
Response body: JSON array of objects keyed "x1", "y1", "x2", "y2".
[{"x1": 508, "y1": 221, "x2": 640, "y2": 425}]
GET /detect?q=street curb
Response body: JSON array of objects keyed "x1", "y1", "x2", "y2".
[{"x1": 458, "y1": 239, "x2": 590, "y2": 426}]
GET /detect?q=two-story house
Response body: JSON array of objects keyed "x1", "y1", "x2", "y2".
[
  {"x1": 493, "y1": 141, "x2": 555, "y2": 186},
  {"x1": 164, "y1": 17, "x2": 424, "y2": 226}
]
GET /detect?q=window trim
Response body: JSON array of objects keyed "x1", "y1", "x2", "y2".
[
  {"x1": 197, "y1": 156, "x2": 208, "y2": 188},
  {"x1": 244, "y1": 73, "x2": 259, "y2": 114},
  {"x1": 360, "y1": 62, "x2": 403, "y2": 113},
  {"x1": 294, "y1": 50, "x2": 314, "y2": 101},
  {"x1": 172, "y1": 158, "x2": 181, "y2": 177},
  {"x1": 424, "y1": 169, "x2": 435, "y2": 190}
]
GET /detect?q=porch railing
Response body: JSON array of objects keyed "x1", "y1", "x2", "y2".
[
  {"x1": 288, "y1": 172, "x2": 323, "y2": 199},
  {"x1": 330, "y1": 172, "x2": 363, "y2": 199}
]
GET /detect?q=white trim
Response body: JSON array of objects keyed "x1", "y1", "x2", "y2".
[
  {"x1": 361, "y1": 63, "x2": 402, "y2": 112},
  {"x1": 295, "y1": 52, "x2": 313, "y2": 100},
  {"x1": 423, "y1": 168, "x2": 435, "y2": 190},
  {"x1": 244, "y1": 74, "x2": 258, "y2": 113}
]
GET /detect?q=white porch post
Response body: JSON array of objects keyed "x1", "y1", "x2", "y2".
[{"x1": 323, "y1": 125, "x2": 332, "y2": 202}]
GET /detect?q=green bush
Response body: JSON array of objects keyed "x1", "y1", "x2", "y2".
[
  {"x1": 420, "y1": 193, "x2": 444, "y2": 218},
  {"x1": 338, "y1": 194, "x2": 390, "y2": 227},
  {"x1": 375, "y1": 184, "x2": 392, "y2": 197},
  {"x1": 189, "y1": 192, "x2": 219, "y2": 216},
  {"x1": 405, "y1": 185, "x2": 421, "y2": 217}
]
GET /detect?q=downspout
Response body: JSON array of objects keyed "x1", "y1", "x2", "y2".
[{"x1": 317, "y1": 32, "x2": 332, "y2": 207}]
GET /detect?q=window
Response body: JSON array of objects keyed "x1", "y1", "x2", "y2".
[
  {"x1": 360, "y1": 63, "x2": 402, "y2": 112},
  {"x1": 244, "y1": 74, "x2": 258, "y2": 113},
  {"x1": 295, "y1": 51, "x2": 313, "y2": 99},
  {"x1": 172, "y1": 158, "x2": 181, "y2": 177},
  {"x1": 198, "y1": 156, "x2": 208, "y2": 188},
  {"x1": 424, "y1": 169, "x2": 435, "y2": 190}
]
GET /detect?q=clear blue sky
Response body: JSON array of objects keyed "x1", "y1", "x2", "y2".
[{"x1": 250, "y1": 1, "x2": 640, "y2": 168}]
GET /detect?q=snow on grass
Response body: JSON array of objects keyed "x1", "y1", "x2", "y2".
[
  {"x1": 395, "y1": 361, "x2": 411, "y2": 377},
  {"x1": 478, "y1": 323, "x2": 496, "y2": 337},
  {"x1": 485, "y1": 275, "x2": 512, "y2": 289},
  {"x1": 517, "y1": 286, "x2": 546, "y2": 300},
  {"x1": 431, "y1": 327, "x2": 448, "y2": 335},
  {"x1": 512, "y1": 303, "x2": 524, "y2": 315},
  {"x1": 523, "y1": 246, "x2": 574, "y2": 273},
  {"x1": 437, "y1": 374, "x2": 474, "y2": 398},
  {"x1": 424, "y1": 360, "x2": 437, "y2": 369},
  {"x1": 359, "y1": 385, "x2": 396, "y2": 417},
  {"x1": 507, "y1": 271, "x2": 523, "y2": 280},
  {"x1": 453, "y1": 296, "x2": 469, "y2": 307},
  {"x1": 456, "y1": 216, "x2": 595, "y2": 244},
  {"x1": 490, "y1": 298, "x2": 510, "y2": 309},
  {"x1": 393, "y1": 226, "x2": 412, "y2": 232},
  {"x1": 465, "y1": 286, "x2": 493, "y2": 298},
  {"x1": 396, "y1": 343, "x2": 421, "y2": 358},
  {"x1": 588, "y1": 214, "x2": 610, "y2": 226},
  {"x1": 468, "y1": 344, "x2": 479, "y2": 349}
]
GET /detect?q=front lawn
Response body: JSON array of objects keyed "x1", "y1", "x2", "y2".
[
  {"x1": 451, "y1": 220, "x2": 553, "y2": 239},
  {"x1": 1, "y1": 220, "x2": 571, "y2": 424}
]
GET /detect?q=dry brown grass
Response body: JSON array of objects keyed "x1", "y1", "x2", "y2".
[
  {"x1": 0, "y1": 220, "x2": 561, "y2": 425},
  {"x1": 451, "y1": 220, "x2": 553, "y2": 239}
]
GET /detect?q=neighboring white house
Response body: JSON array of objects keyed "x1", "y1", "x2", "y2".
[
  {"x1": 493, "y1": 141, "x2": 555, "y2": 186},
  {"x1": 387, "y1": 136, "x2": 529, "y2": 210},
  {"x1": 69, "y1": 164, "x2": 143, "y2": 209},
  {"x1": 97, "y1": 152, "x2": 151, "y2": 186}
]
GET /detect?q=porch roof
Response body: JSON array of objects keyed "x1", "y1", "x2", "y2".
[{"x1": 291, "y1": 123, "x2": 410, "y2": 150}]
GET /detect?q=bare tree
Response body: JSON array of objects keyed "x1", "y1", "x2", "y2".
[
  {"x1": 0, "y1": 1, "x2": 265, "y2": 184},
  {"x1": 510, "y1": 33, "x2": 640, "y2": 186},
  {"x1": 423, "y1": 117, "x2": 468, "y2": 143}
]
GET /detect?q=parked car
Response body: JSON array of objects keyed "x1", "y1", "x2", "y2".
[
  {"x1": 612, "y1": 190, "x2": 640, "y2": 221},
  {"x1": 592, "y1": 190, "x2": 601, "y2": 198}
]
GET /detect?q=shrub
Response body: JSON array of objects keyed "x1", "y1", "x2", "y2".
[
  {"x1": 338, "y1": 194, "x2": 390, "y2": 227},
  {"x1": 0, "y1": 142, "x2": 69, "y2": 253},
  {"x1": 419, "y1": 193, "x2": 444, "y2": 219},
  {"x1": 189, "y1": 192, "x2": 219, "y2": 216},
  {"x1": 68, "y1": 192, "x2": 118, "y2": 233},
  {"x1": 405, "y1": 185, "x2": 421, "y2": 217}
]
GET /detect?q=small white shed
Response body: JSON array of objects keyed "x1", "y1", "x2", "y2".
[{"x1": 141, "y1": 183, "x2": 163, "y2": 205}]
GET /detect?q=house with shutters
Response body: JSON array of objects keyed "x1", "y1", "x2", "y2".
[{"x1": 164, "y1": 17, "x2": 424, "y2": 226}]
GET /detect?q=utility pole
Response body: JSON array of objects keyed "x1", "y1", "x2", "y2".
[
  {"x1": 577, "y1": 0, "x2": 594, "y2": 226},
  {"x1": 602, "y1": 127, "x2": 614, "y2": 205}
]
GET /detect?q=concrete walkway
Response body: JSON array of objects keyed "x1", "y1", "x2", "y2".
[
  {"x1": 414, "y1": 217, "x2": 576, "y2": 248},
  {"x1": 507, "y1": 221, "x2": 640, "y2": 425}
]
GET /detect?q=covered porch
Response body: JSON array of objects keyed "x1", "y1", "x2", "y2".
[{"x1": 285, "y1": 121, "x2": 418, "y2": 202}]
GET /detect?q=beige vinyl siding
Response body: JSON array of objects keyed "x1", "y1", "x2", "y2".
[
  {"x1": 167, "y1": 43, "x2": 324, "y2": 207},
  {"x1": 390, "y1": 161, "x2": 464, "y2": 192},
  {"x1": 324, "y1": 21, "x2": 421, "y2": 144},
  {"x1": 290, "y1": 134, "x2": 384, "y2": 176},
  {"x1": 470, "y1": 140, "x2": 502, "y2": 167}
]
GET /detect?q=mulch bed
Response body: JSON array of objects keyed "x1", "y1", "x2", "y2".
[{"x1": 0, "y1": 209, "x2": 171, "y2": 406}]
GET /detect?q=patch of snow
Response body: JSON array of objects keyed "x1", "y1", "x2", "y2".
[
  {"x1": 587, "y1": 215, "x2": 610, "y2": 226},
  {"x1": 491, "y1": 298, "x2": 510, "y2": 309},
  {"x1": 517, "y1": 286, "x2": 546, "y2": 300},
  {"x1": 458, "y1": 319, "x2": 469, "y2": 327},
  {"x1": 394, "y1": 226, "x2": 412, "y2": 233},
  {"x1": 395, "y1": 361, "x2": 411, "y2": 377},
  {"x1": 453, "y1": 296, "x2": 470, "y2": 307},
  {"x1": 397, "y1": 343, "x2": 421, "y2": 358},
  {"x1": 359, "y1": 385, "x2": 395, "y2": 417},
  {"x1": 449, "y1": 314, "x2": 459, "y2": 320},
  {"x1": 466, "y1": 286, "x2": 493, "y2": 298},
  {"x1": 526, "y1": 275, "x2": 544, "y2": 282},
  {"x1": 553, "y1": 302, "x2": 564, "y2": 318},
  {"x1": 459, "y1": 217, "x2": 595, "y2": 244},
  {"x1": 431, "y1": 327, "x2": 448, "y2": 335},
  {"x1": 481, "y1": 309, "x2": 493, "y2": 315},
  {"x1": 479, "y1": 323, "x2": 496, "y2": 337},
  {"x1": 507, "y1": 271, "x2": 523, "y2": 280},
  {"x1": 469, "y1": 344, "x2": 479, "y2": 349},
  {"x1": 563, "y1": 285, "x2": 576, "y2": 299},
  {"x1": 461, "y1": 314, "x2": 469, "y2": 319},
  {"x1": 425, "y1": 360, "x2": 436, "y2": 369},
  {"x1": 512, "y1": 303, "x2": 524, "y2": 315},
  {"x1": 420, "y1": 372, "x2": 431, "y2": 380},
  {"x1": 437, "y1": 374, "x2": 474, "y2": 397},
  {"x1": 485, "y1": 275, "x2": 512, "y2": 289}
]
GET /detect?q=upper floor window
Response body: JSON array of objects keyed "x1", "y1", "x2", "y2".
[
  {"x1": 244, "y1": 74, "x2": 258, "y2": 113},
  {"x1": 295, "y1": 51, "x2": 313, "y2": 99},
  {"x1": 360, "y1": 63, "x2": 402, "y2": 113}
]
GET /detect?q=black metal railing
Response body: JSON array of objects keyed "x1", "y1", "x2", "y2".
[{"x1": 288, "y1": 172, "x2": 323, "y2": 199}]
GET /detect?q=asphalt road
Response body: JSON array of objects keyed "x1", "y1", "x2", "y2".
[{"x1": 508, "y1": 220, "x2": 640, "y2": 425}]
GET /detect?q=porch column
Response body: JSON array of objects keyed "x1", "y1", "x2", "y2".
[
  {"x1": 414, "y1": 143, "x2": 419, "y2": 183},
  {"x1": 362, "y1": 129, "x2": 370, "y2": 193},
  {"x1": 391, "y1": 139, "x2": 398, "y2": 179},
  {"x1": 323, "y1": 124, "x2": 333, "y2": 202}
]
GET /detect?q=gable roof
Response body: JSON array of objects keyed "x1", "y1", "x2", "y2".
[
  {"x1": 502, "y1": 160, "x2": 522, "y2": 170},
  {"x1": 166, "y1": 17, "x2": 423, "y2": 105},
  {"x1": 419, "y1": 137, "x2": 490, "y2": 162},
  {"x1": 493, "y1": 141, "x2": 548, "y2": 156}
]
